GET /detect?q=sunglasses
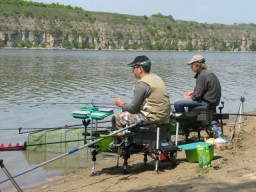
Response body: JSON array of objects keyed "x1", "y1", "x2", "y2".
[{"x1": 132, "y1": 65, "x2": 141, "y2": 69}]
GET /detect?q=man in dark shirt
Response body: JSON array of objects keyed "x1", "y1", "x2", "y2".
[
  {"x1": 174, "y1": 55, "x2": 226, "y2": 143},
  {"x1": 174, "y1": 55, "x2": 221, "y2": 112},
  {"x1": 113, "y1": 55, "x2": 170, "y2": 129}
]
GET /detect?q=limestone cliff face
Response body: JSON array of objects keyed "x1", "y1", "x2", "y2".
[{"x1": 0, "y1": 14, "x2": 256, "y2": 51}]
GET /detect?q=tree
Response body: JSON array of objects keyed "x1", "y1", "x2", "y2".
[
  {"x1": 250, "y1": 42, "x2": 256, "y2": 51},
  {"x1": 185, "y1": 41, "x2": 194, "y2": 51},
  {"x1": 168, "y1": 15, "x2": 175, "y2": 21}
]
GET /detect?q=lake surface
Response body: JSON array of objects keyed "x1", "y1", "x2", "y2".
[{"x1": 0, "y1": 49, "x2": 256, "y2": 191}]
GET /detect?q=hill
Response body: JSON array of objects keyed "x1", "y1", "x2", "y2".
[{"x1": 0, "y1": 0, "x2": 256, "y2": 51}]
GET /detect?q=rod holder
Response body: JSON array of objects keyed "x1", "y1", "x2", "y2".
[{"x1": 0, "y1": 160, "x2": 23, "y2": 192}]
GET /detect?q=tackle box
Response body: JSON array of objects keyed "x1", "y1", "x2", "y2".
[{"x1": 72, "y1": 107, "x2": 113, "y2": 120}]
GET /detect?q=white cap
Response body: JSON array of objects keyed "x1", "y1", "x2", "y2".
[{"x1": 187, "y1": 55, "x2": 205, "y2": 65}]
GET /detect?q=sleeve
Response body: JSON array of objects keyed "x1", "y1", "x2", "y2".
[
  {"x1": 122, "y1": 81, "x2": 151, "y2": 114},
  {"x1": 192, "y1": 75, "x2": 207, "y2": 101}
]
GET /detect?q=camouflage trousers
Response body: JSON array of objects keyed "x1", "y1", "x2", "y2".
[{"x1": 112, "y1": 111, "x2": 149, "y2": 129}]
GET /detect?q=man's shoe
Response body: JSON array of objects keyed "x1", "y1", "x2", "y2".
[{"x1": 215, "y1": 137, "x2": 228, "y2": 144}]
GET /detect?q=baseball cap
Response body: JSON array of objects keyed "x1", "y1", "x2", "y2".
[
  {"x1": 187, "y1": 55, "x2": 205, "y2": 65},
  {"x1": 127, "y1": 55, "x2": 151, "y2": 68}
]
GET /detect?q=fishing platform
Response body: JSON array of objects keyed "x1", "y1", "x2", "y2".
[{"x1": 73, "y1": 106, "x2": 179, "y2": 174}]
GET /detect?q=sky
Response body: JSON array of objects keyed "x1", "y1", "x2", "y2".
[{"x1": 34, "y1": 0, "x2": 256, "y2": 24}]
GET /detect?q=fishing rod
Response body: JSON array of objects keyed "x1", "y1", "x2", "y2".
[
  {"x1": 172, "y1": 111, "x2": 256, "y2": 117},
  {"x1": 225, "y1": 113, "x2": 256, "y2": 117},
  {"x1": 15, "y1": 102, "x2": 116, "y2": 105},
  {"x1": 0, "y1": 120, "x2": 112, "y2": 133},
  {"x1": 0, "y1": 160, "x2": 22, "y2": 192},
  {"x1": 23, "y1": 137, "x2": 107, "y2": 148},
  {"x1": 0, "y1": 121, "x2": 141, "y2": 185},
  {"x1": 171, "y1": 99, "x2": 255, "y2": 117},
  {"x1": 12, "y1": 102, "x2": 120, "y2": 109},
  {"x1": 0, "y1": 123, "x2": 83, "y2": 132},
  {"x1": 0, "y1": 139, "x2": 87, "y2": 151},
  {"x1": 19, "y1": 126, "x2": 112, "y2": 135},
  {"x1": 2, "y1": 112, "x2": 254, "y2": 133},
  {"x1": 20, "y1": 120, "x2": 112, "y2": 134},
  {"x1": 14, "y1": 102, "x2": 175, "y2": 106},
  {"x1": 0, "y1": 128, "x2": 112, "y2": 151}
]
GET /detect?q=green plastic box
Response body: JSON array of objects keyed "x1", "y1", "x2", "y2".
[
  {"x1": 72, "y1": 107, "x2": 113, "y2": 120},
  {"x1": 96, "y1": 135, "x2": 114, "y2": 152},
  {"x1": 72, "y1": 110, "x2": 90, "y2": 119},
  {"x1": 178, "y1": 142, "x2": 214, "y2": 163},
  {"x1": 90, "y1": 111, "x2": 112, "y2": 120},
  {"x1": 80, "y1": 106, "x2": 98, "y2": 112}
]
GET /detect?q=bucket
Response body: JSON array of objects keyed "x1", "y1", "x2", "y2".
[{"x1": 178, "y1": 142, "x2": 214, "y2": 163}]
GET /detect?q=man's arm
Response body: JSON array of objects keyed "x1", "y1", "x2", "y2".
[
  {"x1": 192, "y1": 75, "x2": 207, "y2": 101},
  {"x1": 122, "y1": 82, "x2": 150, "y2": 114}
]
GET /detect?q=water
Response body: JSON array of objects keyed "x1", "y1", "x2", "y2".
[{"x1": 0, "y1": 49, "x2": 256, "y2": 190}]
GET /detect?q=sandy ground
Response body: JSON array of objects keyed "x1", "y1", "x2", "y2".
[{"x1": 26, "y1": 114, "x2": 256, "y2": 192}]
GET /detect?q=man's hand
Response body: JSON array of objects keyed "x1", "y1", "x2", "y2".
[
  {"x1": 114, "y1": 98, "x2": 125, "y2": 107},
  {"x1": 184, "y1": 91, "x2": 193, "y2": 99}
]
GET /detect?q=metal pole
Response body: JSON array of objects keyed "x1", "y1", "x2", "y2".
[
  {"x1": 0, "y1": 160, "x2": 23, "y2": 192},
  {"x1": 241, "y1": 97, "x2": 245, "y2": 124},
  {"x1": 0, "y1": 123, "x2": 139, "y2": 185},
  {"x1": 116, "y1": 156, "x2": 120, "y2": 168},
  {"x1": 238, "y1": 103, "x2": 242, "y2": 130},
  {"x1": 175, "y1": 122, "x2": 179, "y2": 146},
  {"x1": 82, "y1": 119, "x2": 87, "y2": 145},
  {"x1": 91, "y1": 118, "x2": 93, "y2": 141},
  {"x1": 237, "y1": 97, "x2": 245, "y2": 130},
  {"x1": 155, "y1": 127, "x2": 160, "y2": 172},
  {"x1": 218, "y1": 101, "x2": 224, "y2": 135}
]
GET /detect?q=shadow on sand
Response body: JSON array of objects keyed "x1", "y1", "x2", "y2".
[{"x1": 130, "y1": 178, "x2": 256, "y2": 192}]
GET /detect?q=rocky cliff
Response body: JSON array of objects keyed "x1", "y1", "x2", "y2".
[{"x1": 0, "y1": 1, "x2": 256, "y2": 51}]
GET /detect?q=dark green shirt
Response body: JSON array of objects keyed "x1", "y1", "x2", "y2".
[{"x1": 192, "y1": 69, "x2": 221, "y2": 106}]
